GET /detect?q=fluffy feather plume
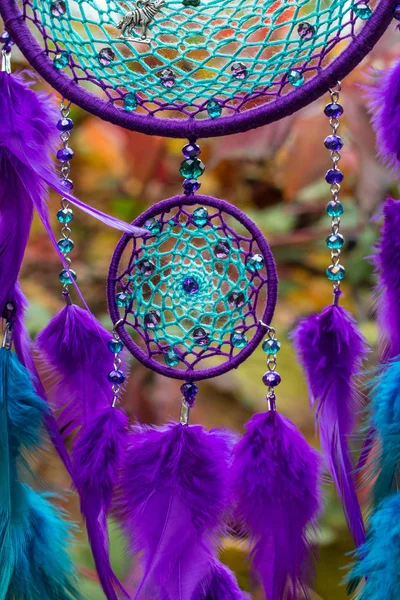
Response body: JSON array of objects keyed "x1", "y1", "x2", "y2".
[
  {"x1": 366, "y1": 59, "x2": 400, "y2": 171},
  {"x1": 292, "y1": 305, "x2": 368, "y2": 548},
  {"x1": 0, "y1": 347, "x2": 80, "y2": 600},
  {"x1": 116, "y1": 422, "x2": 236, "y2": 600},
  {"x1": 230, "y1": 411, "x2": 321, "y2": 600},
  {"x1": 347, "y1": 493, "x2": 400, "y2": 600},
  {"x1": 196, "y1": 563, "x2": 247, "y2": 600}
]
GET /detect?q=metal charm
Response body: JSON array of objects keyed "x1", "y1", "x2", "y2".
[{"x1": 116, "y1": 0, "x2": 164, "y2": 45}]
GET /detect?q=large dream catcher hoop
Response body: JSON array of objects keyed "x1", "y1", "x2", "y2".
[{"x1": 1, "y1": 0, "x2": 400, "y2": 599}]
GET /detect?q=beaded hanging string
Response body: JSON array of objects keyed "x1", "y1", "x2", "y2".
[{"x1": 261, "y1": 322, "x2": 281, "y2": 405}]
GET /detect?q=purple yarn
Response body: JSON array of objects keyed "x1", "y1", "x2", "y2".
[{"x1": 230, "y1": 411, "x2": 321, "y2": 600}]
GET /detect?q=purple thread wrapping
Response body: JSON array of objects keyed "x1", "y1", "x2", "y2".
[
  {"x1": 0, "y1": 0, "x2": 394, "y2": 138},
  {"x1": 107, "y1": 195, "x2": 278, "y2": 381}
]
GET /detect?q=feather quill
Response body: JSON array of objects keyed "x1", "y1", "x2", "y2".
[
  {"x1": 291, "y1": 304, "x2": 368, "y2": 548},
  {"x1": 116, "y1": 422, "x2": 235, "y2": 600},
  {"x1": 230, "y1": 411, "x2": 321, "y2": 600}
]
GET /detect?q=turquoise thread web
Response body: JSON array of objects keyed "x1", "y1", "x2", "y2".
[
  {"x1": 24, "y1": 0, "x2": 375, "y2": 119},
  {"x1": 114, "y1": 204, "x2": 269, "y2": 371}
]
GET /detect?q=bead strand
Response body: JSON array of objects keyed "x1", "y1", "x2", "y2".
[
  {"x1": 179, "y1": 381, "x2": 198, "y2": 425},
  {"x1": 180, "y1": 141, "x2": 204, "y2": 196},
  {"x1": 324, "y1": 83, "x2": 345, "y2": 301},
  {"x1": 261, "y1": 324, "x2": 281, "y2": 410},
  {"x1": 108, "y1": 329, "x2": 126, "y2": 407}
]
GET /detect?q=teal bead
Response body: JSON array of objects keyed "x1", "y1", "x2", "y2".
[
  {"x1": 246, "y1": 254, "x2": 264, "y2": 272},
  {"x1": 287, "y1": 69, "x2": 304, "y2": 87},
  {"x1": 58, "y1": 268, "x2": 77, "y2": 285},
  {"x1": 57, "y1": 238, "x2": 74, "y2": 253},
  {"x1": 326, "y1": 201, "x2": 343, "y2": 217},
  {"x1": 179, "y1": 158, "x2": 205, "y2": 179},
  {"x1": 53, "y1": 51, "x2": 70, "y2": 69},
  {"x1": 326, "y1": 264, "x2": 346, "y2": 281},
  {"x1": 231, "y1": 332, "x2": 248, "y2": 348},
  {"x1": 326, "y1": 233, "x2": 344, "y2": 249},
  {"x1": 165, "y1": 348, "x2": 180, "y2": 366},
  {"x1": 56, "y1": 207, "x2": 74, "y2": 223},
  {"x1": 115, "y1": 292, "x2": 132, "y2": 307},
  {"x1": 192, "y1": 207, "x2": 208, "y2": 227},
  {"x1": 108, "y1": 339, "x2": 124, "y2": 353},
  {"x1": 144, "y1": 218, "x2": 161, "y2": 234},
  {"x1": 262, "y1": 338, "x2": 281, "y2": 354},
  {"x1": 354, "y1": 3, "x2": 372, "y2": 19},
  {"x1": 207, "y1": 99, "x2": 222, "y2": 119},
  {"x1": 123, "y1": 92, "x2": 137, "y2": 112},
  {"x1": 183, "y1": 0, "x2": 200, "y2": 5}
]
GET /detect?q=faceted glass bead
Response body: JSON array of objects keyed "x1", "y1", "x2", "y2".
[
  {"x1": 138, "y1": 259, "x2": 156, "y2": 276},
  {"x1": 183, "y1": 179, "x2": 201, "y2": 196},
  {"x1": 2, "y1": 301, "x2": 15, "y2": 321},
  {"x1": 108, "y1": 369, "x2": 126, "y2": 384},
  {"x1": 0, "y1": 31, "x2": 10, "y2": 44},
  {"x1": 181, "y1": 382, "x2": 198, "y2": 407},
  {"x1": 262, "y1": 371, "x2": 281, "y2": 387},
  {"x1": 57, "y1": 238, "x2": 74, "y2": 253},
  {"x1": 354, "y1": 3, "x2": 372, "y2": 19},
  {"x1": 183, "y1": 277, "x2": 199, "y2": 295},
  {"x1": 228, "y1": 291, "x2": 245, "y2": 309},
  {"x1": 108, "y1": 339, "x2": 124, "y2": 353},
  {"x1": 183, "y1": 143, "x2": 201, "y2": 159},
  {"x1": 160, "y1": 68, "x2": 176, "y2": 88},
  {"x1": 231, "y1": 62, "x2": 248, "y2": 80},
  {"x1": 115, "y1": 292, "x2": 132, "y2": 307},
  {"x1": 57, "y1": 118, "x2": 74, "y2": 132},
  {"x1": 287, "y1": 69, "x2": 304, "y2": 87},
  {"x1": 193, "y1": 327, "x2": 210, "y2": 346},
  {"x1": 324, "y1": 103, "x2": 343, "y2": 118},
  {"x1": 326, "y1": 233, "x2": 344, "y2": 249},
  {"x1": 192, "y1": 207, "x2": 208, "y2": 227},
  {"x1": 231, "y1": 332, "x2": 248, "y2": 348},
  {"x1": 183, "y1": 0, "x2": 200, "y2": 6},
  {"x1": 53, "y1": 51, "x2": 70, "y2": 69},
  {"x1": 395, "y1": 4, "x2": 400, "y2": 20},
  {"x1": 262, "y1": 338, "x2": 281, "y2": 354},
  {"x1": 57, "y1": 147, "x2": 74, "y2": 162},
  {"x1": 326, "y1": 201, "x2": 344, "y2": 217},
  {"x1": 56, "y1": 207, "x2": 74, "y2": 223},
  {"x1": 207, "y1": 99, "x2": 222, "y2": 119},
  {"x1": 144, "y1": 218, "x2": 161, "y2": 234},
  {"x1": 59, "y1": 268, "x2": 77, "y2": 285},
  {"x1": 246, "y1": 254, "x2": 264, "y2": 272},
  {"x1": 50, "y1": 1, "x2": 66, "y2": 16},
  {"x1": 326, "y1": 264, "x2": 346, "y2": 281},
  {"x1": 144, "y1": 310, "x2": 161, "y2": 329},
  {"x1": 98, "y1": 47, "x2": 115, "y2": 66},
  {"x1": 324, "y1": 135, "x2": 343, "y2": 151},
  {"x1": 214, "y1": 241, "x2": 230, "y2": 259},
  {"x1": 297, "y1": 22, "x2": 315, "y2": 39},
  {"x1": 61, "y1": 178, "x2": 74, "y2": 191},
  {"x1": 325, "y1": 169, "x2": 344, "y2": 185},
  {"x1": 180, "y1": 158, "x2": 205, "y2": 179},
  {"x1": 124, "y1": 92, "x2": 137, "y2": 112},
  {"x1": 165, "y1": 348, "x2": 180, "y2": 366}
]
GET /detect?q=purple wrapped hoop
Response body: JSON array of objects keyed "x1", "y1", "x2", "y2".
[
  {"x1": 0, "y1": 0, "x2": 395, "y2": 138},
  {"x1": 107, "y1": 194, "x2": 277, "y2": 381}
]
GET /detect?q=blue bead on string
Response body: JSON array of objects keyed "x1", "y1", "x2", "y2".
[
  {"x1": 260, "y1": 323, "x2": 280, "y2": 411},
  {"x1": 180, "y1": 381, "x2": 199, "y2": 425},
  {"x1": 181, "y1": 141, "x2": 204, "y2": 196},
  {"x1": 108, "y1": 324, "x2": 126, "y2": 407}
]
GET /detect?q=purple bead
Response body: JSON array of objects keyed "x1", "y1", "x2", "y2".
[
  {"x1": 183, "y1": 179, "x2": 201, "y2": 196},
  {"x1": 57, "y1": 147, "x2": 74, "y2": 162},
  {"x1": 324, "y1": 135, "x2": 343, "y2": 151},
  {"x1": 2, "y1": 41, "x2": 13, "y2": 53},
  {"x1": 325, "y1": 169, "x2": 344, "y2": 184},
  {"x1": 297, "y1": 22, "x2": 316, "y2": 40},
  {"x1": 193, "y1": 327, "x2": 210, "y2": 346},
  {"x1": 262, "y1": 371, "x2": 281, "y2": 387},
  {"x1": 2, "y1": 301, "x2": 15, "y2": 321},
  {"x1": 395, "y1": 4, "x2": 400, "y2": 19},
  {"x1": 60, "y1": 178, "x2": 74, "y2": 191},
  {"x1": 98, "y1": 47, "x2": 115, "y2": 66},
  {"x1": 108, "y1": 369, "x2": 126, "y2": 384},
  {"x1": 181, "y1": 382, "x2": 198, "y2": 407},
  {"x1": 182, "y1": 277, "x2": 199, "y2": 295},
  {"x1": 214, "y1": 241, "x2": 230, "y2": 259},
  {"x1": 228, "y1": 291, "x2": 245, "y2": 308},
  {"x1": 57, "y1": 118, "x2": 74, "y2": 132},
  {"x1": 183, "y1": 143, "x2": 201, "y2": 159},
  {"x1": 324, "y1": 103, "x2": 343, "y2": 119},
  {"x1": 138, "y1": 259, "x2": 155, "y2": 276},
  {"x1": 144, "y1": 310, "x2": 161, "y2": 329},
  {"x1": 0, "y1": 31, "x2": 10, "y2": 44}
]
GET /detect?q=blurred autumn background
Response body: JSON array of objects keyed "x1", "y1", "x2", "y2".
[{"x1": 5, "y1": 22, "x2": 400, "y2": 600}]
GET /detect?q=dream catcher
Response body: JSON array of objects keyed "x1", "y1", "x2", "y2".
[{"x1": 0, "y1": 0, "x2": 399, "y2": 599}]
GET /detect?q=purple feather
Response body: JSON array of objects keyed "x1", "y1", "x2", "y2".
[
  {"x1": 292, "y1": 304, "x2": 368, "y2": 548},
  {"x1": 195, "y1": 562, "x2": 245, "y2": 600},
  {"x1": 116, "y1": 422, "x2": 236, "y2": 600},
  {"x1": 366, "y1": 60, "x2": 400, "y2": 171},
  {"x1": 230, "y1": 411, "x2": 321, "y2": 600},
  {"x1": 73, "y1": 407, "x2": 129, "y2": 599}
]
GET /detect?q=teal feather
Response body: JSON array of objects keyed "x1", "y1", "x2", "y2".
[
  {"x1": 347, "y1": 493, "x2": 400, "y2": 599},
  {"x1": 0, "y1": 347, "x2": 80, "y2": 600}
]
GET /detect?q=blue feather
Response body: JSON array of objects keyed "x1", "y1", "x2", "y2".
[
  {"x1": 347, "y1": 493, "x2": 400, "y2": 599},
  {"x1": 0, "y1": 347, "x2": 80, "y2": 600}
]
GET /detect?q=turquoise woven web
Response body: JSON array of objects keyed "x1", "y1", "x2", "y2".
[
  {"x1": 24, "y1": 0, "x2": 376, "y2": 119},
  {"x1": 114, "y1": 204, "x2": 269, "y2": 371}
]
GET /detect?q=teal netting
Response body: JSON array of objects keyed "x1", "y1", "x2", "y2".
[{"x1": 24, "y1": 0, "x2": 376, "y2": 119}]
